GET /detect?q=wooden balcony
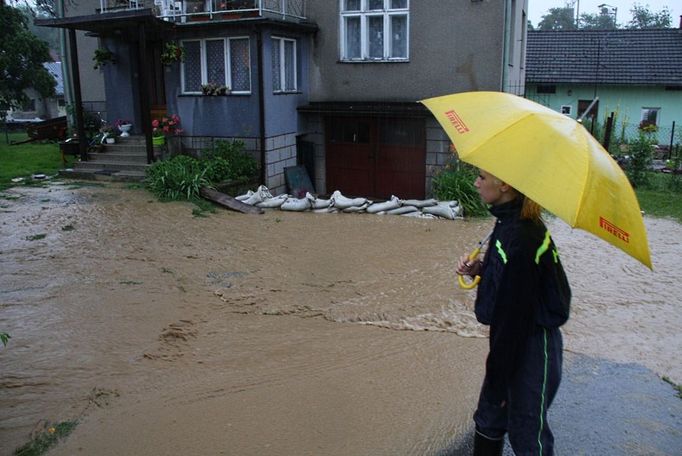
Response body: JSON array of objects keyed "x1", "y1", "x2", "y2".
[{"x1": 98, "y1": 0, "x2": 306, "y2": 22}]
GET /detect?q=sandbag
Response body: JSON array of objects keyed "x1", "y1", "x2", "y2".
[
  {"x1": 235, "y1": 190, "x2": 254, "y2": 201},
  {"x1": 402, "y1": 211, "x2": 437, "y2": 219},
  {"x1": 308, "y1": 192, "x2": 332, "y2": 209},
  {"x1": 401, "y1": 198, "x2": 438, "y2": 208},
  {"x1": 422, "y1": 202, "x2": 462, "y2": 220},
  {"x1": 256, "y1": 194, "x2": 289, "y2": 208},
  {"x1": 280, "y1": 196, "x2": 312, "y2": 211},
  {"x1": 342, "y1": 202, "x2": 369, "y2": 213},
  {"x1": 330, "y1": 190, "x2": 368, "y2": 209},
  {"x1": 386, "y1": 205, "x2": 419, "y2": 215},
  {"x1": 366, "y1": 195, "x2": 401, "y2": 214}
]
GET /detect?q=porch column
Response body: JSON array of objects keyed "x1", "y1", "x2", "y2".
[{"x1": 67, "y1": 28, "x2": 87, "y2": 161}]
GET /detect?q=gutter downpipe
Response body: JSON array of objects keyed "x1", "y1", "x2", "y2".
[
  {"x1": 257, "y1": 28, "x2": 266, "y2": 186},
  {"x1": 58, "y1": 0, "x2": 73, "y2": 125},
  {"x1": 501, "y1": 0, "x2": 511, "y2": 92}
]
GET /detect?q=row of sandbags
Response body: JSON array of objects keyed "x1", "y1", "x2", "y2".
[{"x1": 235, "y1": 186, "x2": 463, "y2": 220}]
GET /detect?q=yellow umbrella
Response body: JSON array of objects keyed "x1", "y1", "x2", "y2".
[{"x1": 421, "y1": 91, "x2": 652, "y2": 270}]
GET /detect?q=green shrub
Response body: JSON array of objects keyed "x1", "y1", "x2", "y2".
[
  {"x1": 145, "y1": 155, "x2": 209, "y2": 200},
  {"x1": 626, "y1": 126, "x2": 657, "y2": 188},
  {"x1": 432, "y1": 162, "x2": 488, "y2": 217},
  {"x1": 203, "y1": 140, "x2": 258, "y2": 181}
]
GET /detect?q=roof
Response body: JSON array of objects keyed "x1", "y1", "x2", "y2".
[
  {"x1": 43, "y1": 62, "x2": 64, "y2": 96},
  {"x1": 526, "y1": 29, "x2": 682, "y2": 86}
]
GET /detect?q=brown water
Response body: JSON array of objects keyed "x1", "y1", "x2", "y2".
[{"x1": 0, "y1": 182, "x2": 679, "y2": 455}]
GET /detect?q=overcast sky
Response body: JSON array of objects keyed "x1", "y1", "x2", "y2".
[{"x1": 528, "y1": 0, "x2": 681, "y2": 27}]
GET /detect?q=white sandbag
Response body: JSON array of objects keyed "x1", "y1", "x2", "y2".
[
  {"x1": 242, "y1": 185, "x2": 273, "y2": 205},
  {"x1": 330, "y1": 190, "x2": 368, "y2": 209},
  {"x1": 342, "y1": 202, "x2": 369, "y2": 213},
  {"x1": 366, "y1": 195, "x2": 401, "y2": 214},
  {"x1": 256, "y1": 185, "x2": 273, "y2": 199},
  {"x1": 307, "y1": 192, "x2": 332, "y2": 209},
  {"x1": 235, "y1": 190, "x2": 254, "y2": 201},
  {"x1": 280, "y1": 196, "x2": 312, "y2": 211},
  {"x1": 401, "y1": 198, "x2": 438, "y2": 208},
  {"x1": 256, "y1": 194, "x2": 289, "y2": 208},
  {"x1": 422, "y1": 202, "x2": 461, "y2": 220},
  {"x1": 386, "y1": 205, "x2": 419, "y2": 215}
]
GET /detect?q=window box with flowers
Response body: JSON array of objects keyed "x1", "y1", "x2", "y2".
[
  {"x1": 152, "y1": 115, "x2": 183, "y2": 147},
  {"x1": 201, "y1": 82, "x2": 231, "y2": 96}
]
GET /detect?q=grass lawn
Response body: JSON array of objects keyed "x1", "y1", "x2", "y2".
[
  {"x1": 636, "y1": 173, "x2": 682, "y2": 223},
  {"x1": 0, "y1": 131, "x2": 75, "y2": 191}
]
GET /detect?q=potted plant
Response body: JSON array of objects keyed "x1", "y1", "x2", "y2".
[
  {"x1": 93, "y1": 48, "x2": 115, "y2": 70},
  {"x1": 100, "y1": 124, "x2": 117, "y2": 144},
  {"x1": 201, "y1": 82, "x2": 230, "y2": 96},
  {"x1": 160, "y1": 41, "x2": 184, "y2": 66},
  {"x1": 152, "y1": 114, "x2": 183, "y2": 146},
  {"x1": 115, "y1": 119, "x2": 133, "y2": 137}
]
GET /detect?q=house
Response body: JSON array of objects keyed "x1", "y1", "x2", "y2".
[
  {"x1": 6, "y1": 62, "x2": 65, "y2": 123},
  {"x1": 525, "y1": 28, "x2": 682, "y2": 147},
  {"x1": 38, "y1": 0, "x2": 528, "y2": 197}
]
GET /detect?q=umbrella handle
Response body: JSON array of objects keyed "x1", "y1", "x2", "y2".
[{"x1": 457, "y1": 247, "x2": 482, "y2": 290}]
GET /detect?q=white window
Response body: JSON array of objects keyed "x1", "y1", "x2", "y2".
[
  {"x1": 340, "y1": 0, "x2": 409, "y2": 61},
  {"x1": 640, "y1": 107, "x2": 660, "y2": 127},
  {"x1": 181, "y1": 37, "x2": 251, "y2": 94},
  {"x1": 272, "y1": 37, "x2": 297, "y2": 92},
  {"x1": 560, "y1": 105, "x2": 572, "y2": 115}
]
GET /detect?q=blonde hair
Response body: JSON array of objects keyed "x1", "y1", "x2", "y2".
[{"x1": 520, "y1": 196, "x2": 542, "y2": 222}]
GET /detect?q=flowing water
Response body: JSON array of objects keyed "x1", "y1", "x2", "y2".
[{"x1": 0, "y1": 182, "x2": 679, "y2": 455}]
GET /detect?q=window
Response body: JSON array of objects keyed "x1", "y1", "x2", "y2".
[
  {"x1": 640, "y1": 108, "x2": 660, "y2": 127},
  {"x1": 560, "y1": 105, "x2": 572, "y2": 115},
  {"x1": 340, "y1": 0, "x2": 409, "y2": 61},
  {"x1": 181, "y1": 37, "x2": 251, "y2": 94},
  {"x1": 272, "y1": 37, "x2": 297, "y2": 92}
]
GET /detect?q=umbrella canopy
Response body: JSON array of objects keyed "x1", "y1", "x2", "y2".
[{"x1": 421, "y1": 91, "x2": 652, "y2": 269}]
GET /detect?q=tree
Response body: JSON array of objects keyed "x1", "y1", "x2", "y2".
[
  {"x1": 18, "y1": 4, "x2": 60, "y2": 52},
  {"x1": 537, "y1": 7, "x2": 576, "y2": 30},
  {"x1": 579, "y1": 12, "x2": 618, "y2": 30},
  {"x1": 626, "y1": 3, "x2": 672, "y2": 29},
  {"x1": 0, "y1": 5, "x2": 55, "y2": 110}
]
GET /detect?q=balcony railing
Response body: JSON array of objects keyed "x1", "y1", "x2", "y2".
[{"x1": 99, "y1": 0, "x2": 306, "y2": 21}]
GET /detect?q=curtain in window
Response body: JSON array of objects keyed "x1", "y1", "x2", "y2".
[
  {"x1": 368, "y1": 16, "x2": 384, "y2": 59},
  {"x1": 391, "y1": 0, "x2": 407, "y2": 9},
  {"x1": 369, "y1": 0, "x2": 383, "y2": 10},
  {"x1": 345, "y1": 17, "x2": 361, "y2": 59},
  {"x1": 272, "y1": 38, "x2": 281, "y2": 90},
  {"x1": 230, "y1": 39, "x2": 250, "y2": 92},
  {"x1": 206, "y1": 40, "x2": 226, "y2": 86},
  {"x1": 344, "y1": 0, "x2": 360, "y2": 11},
  {"x1": 184, "y1": 41, "x2": 202, "y2": 92},
  {"x1": 390, "y1": 15, "x2": 407, "y2": 58},
  {"x1": 284, "y1": 40, "x2": 295, "y2": 91}
]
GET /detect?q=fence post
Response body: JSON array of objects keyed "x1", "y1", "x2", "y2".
[
  {"x1": 603, "y1": 112, "x2": 614, "y2": 151},
  {"x1": 670, "y1": 121, "x2": 676, "y2": 160}
]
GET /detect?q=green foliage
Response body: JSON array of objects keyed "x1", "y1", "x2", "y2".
[
  {"x1": 145, "y1": 155, "x2": 209, "y2": 201},
  {"x1": 0, "y1": 5, "x2": 55, "y2": 110},
  {"x1": 432, "y1": 161, "x2": 488, "y2": 217},
  {"x1": 627, "y1": 4, "x2": 672, "y2": 29},
  {"x1": 14, "y1": 420, "x2": 78, "y2": 456},
  {"x1": 538, "y1": 7, "x2": 577, "y2": 30},
  {"x1": 579, "y1": 12, "x2": 617, "y2": 30},
  {"x1": 626, "y1": 126, "x2": 657, "y2": 188},
  {"x1": 92, "y1": 48, "x2": 115, "y2": 70},
  {"x1": 662, "y1": 376, "x2": 682, "y2": 399},
  {"x1": 203, "y1": 140, "x2": 258, "y2": 181},
  {"x1": 0, "y1": 331, "x2": 10, "y2": 347}
]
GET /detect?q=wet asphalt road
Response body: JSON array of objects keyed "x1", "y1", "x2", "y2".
[{"x1": 443, "y1": 352, "x2": 682, "y2": 455}]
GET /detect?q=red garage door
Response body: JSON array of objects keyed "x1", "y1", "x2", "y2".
[{"x1": 325, "y1": 117, "x2": 425, "y2": 199}]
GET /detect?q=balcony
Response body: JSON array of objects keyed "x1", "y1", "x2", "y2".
[{"x1": 98, "y1": 0, "x2": 306, "y2": 22}]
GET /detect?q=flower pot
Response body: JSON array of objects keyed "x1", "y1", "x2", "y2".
[
  {"x1": 105, "y1": 137, "x2": 116, "y2": 144},
  {"x1": 118, "y1": 124, "x2": 132, "y2": 137},
  {"x1": 153, "y1": 135, "x2": 166, "y2": 147}
]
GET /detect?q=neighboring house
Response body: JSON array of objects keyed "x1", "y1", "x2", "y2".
[
  {"x1": 7, "y1": 62, "x2": 65, "y2": 122},
  {"x1": 525, "y1": 28, "x2": 682, "y2": 146},
  {"x1": 38, "y1": 0, "x2": 528, "y2": 197}
]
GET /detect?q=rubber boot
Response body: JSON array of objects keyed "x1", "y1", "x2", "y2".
[{"x1": 473, "y1": 431, "x2": 504, "y2": 456}]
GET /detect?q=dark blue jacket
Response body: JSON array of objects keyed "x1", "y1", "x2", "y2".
[{"x1": 475, "y1": 198, "x2": 571, "y2": 403}]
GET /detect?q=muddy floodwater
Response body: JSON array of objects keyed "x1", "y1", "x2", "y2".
[{"x1": 0, "y1": 182, "x2": 680, "y2": 455}]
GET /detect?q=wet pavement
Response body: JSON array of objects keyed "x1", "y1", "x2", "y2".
[{"x1": 444, "y1": 352, "x2": 682, "y2": 455}]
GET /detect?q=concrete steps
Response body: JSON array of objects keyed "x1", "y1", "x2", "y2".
[{"x1": 60, "y1": 135, "x2": 153, "y2": 182}]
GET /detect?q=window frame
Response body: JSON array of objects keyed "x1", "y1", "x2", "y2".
[
  {"x1": 272, "y1": 36, "x2": 298, "y2": 93},
  {"x1": 560, "y1": 105, "x2": 572, "y2": 116},
  {"x1": 180, "y1": 36, "x2": 251, "y2": 95},
  {"x1": 640, "y1": 107, "x2": 660, "y2": 126},
  {"x1": 340, "y1": 0, "x2": 409, "y2": 62}
]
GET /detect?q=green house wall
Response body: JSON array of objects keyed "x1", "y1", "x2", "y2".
[{"x1": 526, "y1": 84, "x2": 682, "y2": 145}]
